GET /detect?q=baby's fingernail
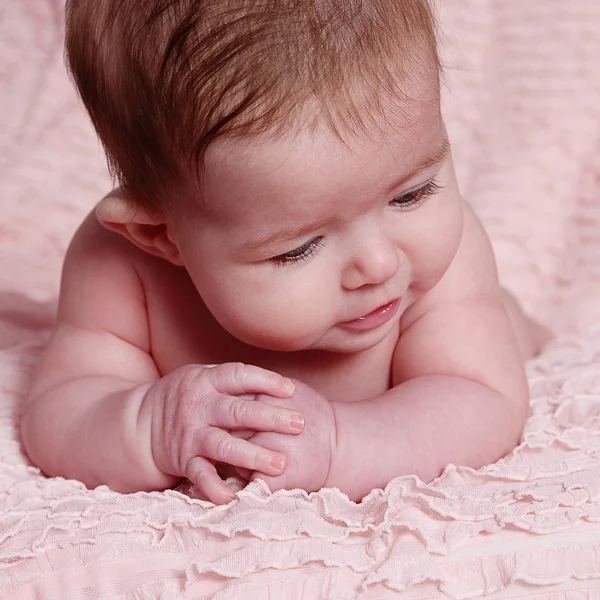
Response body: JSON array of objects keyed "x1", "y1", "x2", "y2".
[
  {"x1": 282, "y1": 378, "x2": 295, "y2": 395},
  {"x1": 289, "y1": 414, "x2": 305, "y2": 431},
  {"x1": 270, "y1": 454, "x2": 286, "y2": 472}
]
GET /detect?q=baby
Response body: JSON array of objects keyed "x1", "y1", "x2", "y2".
[{"x1": 22, "y1": 0, "x2": 545, "y2": 505}]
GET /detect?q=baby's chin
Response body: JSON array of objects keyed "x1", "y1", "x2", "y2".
[
  {"x1": 224, "y1": 327, "x2": 328, "y2": 353},
  {"x1": 260, "y1": 329, "x2": 394, "y2": 355}
]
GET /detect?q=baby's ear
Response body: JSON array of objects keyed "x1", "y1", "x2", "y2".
[{"x1": 95, "y1": 191, "x2": 184, "y2": 266}]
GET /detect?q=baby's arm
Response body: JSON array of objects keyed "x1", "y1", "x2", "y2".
[
  {"x1": 327, "y1": 308, "x2": 528, "y2": 499},
  {"x1": 21, "y1": 215, "x2": 168, "y2": 491},
  {"x1": 21, "y1": 214, "x2": 302, "y2": 503},
  {"x1": 246, "y1": 300, "x2": 527, "y2": 500},
  {"x1": 325, "y1": 204, "x2": 529, "y2": 500}
]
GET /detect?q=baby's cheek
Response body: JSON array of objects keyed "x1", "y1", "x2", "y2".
[
  {"x1": 411, "y1": 200, "x2": 463, "y2": 289},
  {"x1": 222, "y1": 288, "x2": 331, "y2": 351}
]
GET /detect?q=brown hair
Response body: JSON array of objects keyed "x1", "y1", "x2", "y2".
[{"x1": 65, "y1": 0, "x2": 440, "y2": 212}]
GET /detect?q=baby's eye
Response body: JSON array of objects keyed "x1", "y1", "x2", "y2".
[
  {"x1": 272, "y1": 237, "x2": 325, "y2": 266},
  {"x1": 390, "y1": 180, "x2": 443, "y2": 210}
]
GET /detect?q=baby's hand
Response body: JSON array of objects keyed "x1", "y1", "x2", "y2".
[
  {"x1": 141, "y1": 363, "x2": 305, "y2": 504},
  {"x1": 241, "y1": 380, "x2": 337, "y2": 494}
]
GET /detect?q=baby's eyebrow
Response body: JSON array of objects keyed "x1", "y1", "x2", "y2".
[
  {"x1": 385, "y1": 136, "x2": 451, "y2": 195},
  {"x1": 242, "y1": 215, "x2": 333, "y2": 253}
]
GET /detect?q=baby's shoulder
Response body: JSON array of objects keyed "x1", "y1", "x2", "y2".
[
  {"x1": 67, "y1": 209, "x2": 141, "y2": 264},
  {"x1": 58, "y1": 210, "x2": 151, "y2": 333},
  {"x1": 64, "y1": 208, "x2": 171, "y2": 289},
  {"x1": 60, "y1": 209, "x2": 197, "y2": 348},
  {"x1": 441, "y1": 201, "x2": 500, "y2": 295},
  {"x1": 64, "y1": 210, "x2": 147, "y2": 293},
  {"x1": 447, "y1": 201, "x2": 501, "y2": 295}
]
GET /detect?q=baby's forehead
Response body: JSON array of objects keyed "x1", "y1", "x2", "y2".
[{"x1": 205, "y1": 94, "x2": 443, "y2": 178}]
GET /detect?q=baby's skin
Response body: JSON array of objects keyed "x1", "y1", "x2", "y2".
[{"x1": 22, "y1": 72, "x2": 546, "y2": 504}]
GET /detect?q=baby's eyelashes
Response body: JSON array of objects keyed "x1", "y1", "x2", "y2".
[{"x1": 272, "y1": 237, "x2": 325, "y2": 267}]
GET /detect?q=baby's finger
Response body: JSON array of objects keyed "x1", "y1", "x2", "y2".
[
  {"x1": 212, "y1": 395, "x2": 304, "y2": 434},
  {"x1": 211, "y1": 363, "x2": 295, "y2": 398},
  {"x1": 199, "y1": 427, "x2": 287, "y2": 476},
  {"x1": 186, "y1": 456, "x2": 236, "y2": 505}
]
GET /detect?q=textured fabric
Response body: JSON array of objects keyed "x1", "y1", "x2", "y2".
[{"x1": 2, "y1": 0, "x2": 600, "y2": 598}]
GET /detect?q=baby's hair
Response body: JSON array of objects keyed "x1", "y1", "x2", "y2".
[{"x1": 65, "y1": 0, "x2": 440, "y2": 212}]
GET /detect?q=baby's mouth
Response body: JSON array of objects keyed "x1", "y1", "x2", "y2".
[{"x1": 340, "y1": 299, "x2": 401, "y2": 331}]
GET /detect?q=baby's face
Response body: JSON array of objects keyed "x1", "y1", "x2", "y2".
[{"x1": 170, "y1": 93, "x2": 464, "y2": 353}]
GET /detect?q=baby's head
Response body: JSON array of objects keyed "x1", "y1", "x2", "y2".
[
  {"x1": 66, "y1": 0, "x2": 464, "y2": 353},
  {"x1": 66, "y1": 0, "x2": 440, "y2": 211}
]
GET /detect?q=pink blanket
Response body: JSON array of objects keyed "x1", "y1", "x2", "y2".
[{"x1": 2, "y1": 1, "x2": 600, "y2": 597}]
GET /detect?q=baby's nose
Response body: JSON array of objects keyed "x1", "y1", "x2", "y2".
[{"x1": 341, "y1": 236, "x2": 401, "y2": 290}]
